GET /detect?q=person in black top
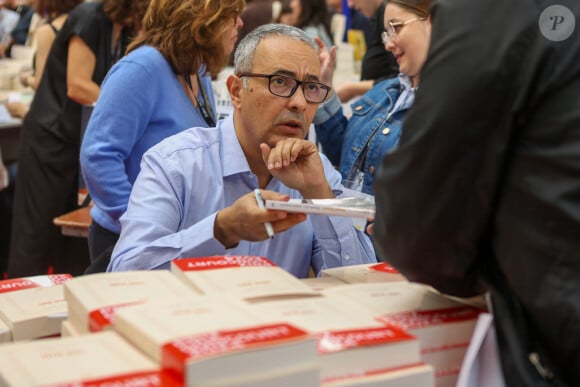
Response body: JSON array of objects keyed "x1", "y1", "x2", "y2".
[{"x1": 8, "y1": 0, "x2": 150, "y2": 277}]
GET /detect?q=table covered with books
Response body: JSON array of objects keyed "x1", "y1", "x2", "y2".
[{"x1": 0, "y1": 257, "x2": 495, "y2": 386}]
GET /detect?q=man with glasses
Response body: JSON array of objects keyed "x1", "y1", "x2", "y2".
[{"x1": 107, "y1": 24, "x2": 377, "y2": 276}]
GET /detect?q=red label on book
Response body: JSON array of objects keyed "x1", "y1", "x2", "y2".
[
  {"x1": 48, "y1": 370, "x2": 182, "y2": 387},
  {"x1": 172, "y1": 256, "x2": 276, "y2": 271},
  {"x1": 369, "y1": 262, "x2": 399, "y2": 274},
  {"x1": 377, "y1": 306, "x2": 482, "y2": 330},
  {"x1": 88, "y1": 301, "x2": 141, "y2": 332},
  {"x1": 161, "y1": 323, "x2": 309, "y2": 377},
  {"x1": 317, "y1": 326, "x2": 415, "y2": 354},
  {"x1": 0, "y1": 274, "x2": 72, "y2": 293}
]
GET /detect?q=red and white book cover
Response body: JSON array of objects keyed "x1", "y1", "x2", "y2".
[
  {"x1": 322, "y1": 363, "x2": 435, "y2": 387},
  {"x1": 320, "y1": 262, "x2": 407, "y2": 284},
  {"x1": 317, "y1": 325, "x2": 422, "y2": 380},
  {"x1": 377, "y1": 306, "x2": 484, "y2": 380},
  {"x1": 323, "y1": 282, "x2": 468, "y2": 317},
  {"x1": 63, "y1": 270, "x2": 201, "y2": 332},
  {"x1": 162, "y1": 322, "x2": 319, "y2": 386},
  {"x1": 171, "y1": 256, "x2": 319, "y2": 301},
  {"x1": 0, "y1": 274, "x2": 72, "y2": 294},
  {"x1": 0, "y1": 285, "x2": 67, "y2": 341},
  {"x1": 376, "y1": 306, "x2": 483, "y2": 351},
  {"x1": 0, "y1": 331, "x2": 181, "y2": 386}
]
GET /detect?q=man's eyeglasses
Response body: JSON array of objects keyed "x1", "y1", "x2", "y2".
[
  {"x1": 381, "y1": 17, "x2": 426, "y2": 44},
  {"x1": 237, "y1": 73, "x2": 331, "y2": 104}
]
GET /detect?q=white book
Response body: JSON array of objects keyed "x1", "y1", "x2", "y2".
[
  {"x1": 60, "y1": 319, "x2": 83, "y2": 338},
  {"x1": 63, "y1": 270, "x2": 201, "y2": 332},
  {"x1": 0, "y1": 318, "x2": 9, "y2": 343},
  {"x1": 320, "y1": 262, "x2": 407, "y2": 284},
  {"x1": 113, "y1": 295, "x2": 319, "y2": 386},
  {"x1": 246, "y1": 295, "x2": 384, "y2": 333},
  {"x1": 322, "y1": 282, "x2": 466, "y2": 316},
  {"x1": 377, "y1": 306, "x2": 483, "y2": 379},
  {"x1": 299, "y1": 276, "x2": 348, "y2": 291},
  {"x1": 171, "y1": 256, "x2": 319, "y2": 301},
  {"x1": 323, "y1": 363, "x2": 435, "y2": 387},
  {"x1": 246, "y1": 295, "x2": 421, "y2": 380},
  {"x1": 0, "y1": 331, "x2": 180, "y2": 386},
  {"x1": 317, "y1": 324, "x2": 421, "y2": 380},
  {"x1": 0, "y1": 274, "x2": 72, "y2": 294},
  {"x1": 265, "y1": 196, "x2": 375, "y2": 218},
  {"x1": 0, "y1": 285, "x2": 67, "y2": 341},
  {"x1": 376, "y1": 306, "x2": 483, "y2": 351}
]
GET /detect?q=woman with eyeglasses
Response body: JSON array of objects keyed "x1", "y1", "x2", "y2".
[
  {"x1": 314, "y1": 0, "x2": 431, "y2": 195},
  {"x1": 79, "y1": 0, "x2": 244, "y2": 272}
]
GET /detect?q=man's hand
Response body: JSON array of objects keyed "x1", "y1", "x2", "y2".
[
  {"x1": 214, "y1": 190, "x2": 307, "y2": 248},
  {"x1": 314, "y1": 37, "x2": 336, "y2": 89},
  {"x1": 260, "y1": 139, "x2": 333, "y2": 199}
]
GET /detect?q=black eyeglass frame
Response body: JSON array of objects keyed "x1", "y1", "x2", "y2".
[{"x1": 237, "y1": 72, "x2": 331, "y2": 104}]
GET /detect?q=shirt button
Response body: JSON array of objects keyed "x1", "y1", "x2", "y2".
[
  {"x1": 369, "y1": 166, "x2": 375, "y2": 174},
  {"x1": 354, "y1": 106, "x2": 363, "y2": 111},
  {"x1": 345, "y1": 254, "x2": 351, "y2": 260},
  {"x1": 382, "y1": 127, "x2": 391, "y2": 135}
]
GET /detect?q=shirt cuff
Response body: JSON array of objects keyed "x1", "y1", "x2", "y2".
[{"x1": 313, "y1": 93, "x2": 341, "y2": 125}]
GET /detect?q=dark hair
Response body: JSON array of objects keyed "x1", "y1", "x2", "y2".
[
  {"x1": 386, "y1": 0, "x2": 431, "y2": 18},
  {"x1": 127, "y1": 0, "x2": 245, "y2": 77},
  {"x1": 103, "y1": 0, "x2": 151, "y2": 31},
  {"x1": 295, "y1": 0, "x2": 333, "y2": 43},
  {"x1": 35, "y1": 0, "x2": 83, "y2": 18}
]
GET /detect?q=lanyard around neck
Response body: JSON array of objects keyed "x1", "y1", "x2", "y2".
[{"x1": 184, "y1": 73, "x2": 216, "y2": 127}]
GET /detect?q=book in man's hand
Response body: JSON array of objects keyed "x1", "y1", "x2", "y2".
[{"x1": 264, "y1": 196, "x2": 375, "y2": 218}]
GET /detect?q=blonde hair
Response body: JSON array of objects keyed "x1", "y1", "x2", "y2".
[{"x1": 127, "y1": 0, "x2": 245, "y2": 77}]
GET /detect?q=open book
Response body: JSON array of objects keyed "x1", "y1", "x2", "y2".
[{"x1": 265, "y1": 196, "x2": 375, "y2": 218}]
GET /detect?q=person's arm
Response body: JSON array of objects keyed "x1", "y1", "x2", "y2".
[
  {"x1": 335, "y1": 80, "x2": 374, "y2": 103},
  {"x1": 30, "y1": 23, "x2": 55, "y2": 90},
  {"x1": 373, "y1": 0, "x2": 537, "y2": 297},
  {"x1": 66, "y1": 35, "x2": 99, "y2": 105},
  {"x1": 261, "y1": 138, "x2": 376, "y2": 272},
  {"x1": 108, "y1": 147, "x2": 308, "y2": 271},
  {"x1": 80, "y1": 61, "x2": 156, "y2": 230}
]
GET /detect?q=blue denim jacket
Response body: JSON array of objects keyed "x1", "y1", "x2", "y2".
[{"x1": 314, "y1": 77, "x2": 409, "y2": 195}]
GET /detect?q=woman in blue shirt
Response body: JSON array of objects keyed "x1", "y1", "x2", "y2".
[
  {"x1": 314, "y1": 0, "x2": 431, "y2": 195},
  {"x1": 80, "y1": 0, "x2": 244, "y2": 268}
]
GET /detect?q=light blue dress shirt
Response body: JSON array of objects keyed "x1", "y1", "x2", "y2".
[{"x1": 108, "y1": 116, "x2": 377, "y2": 277}]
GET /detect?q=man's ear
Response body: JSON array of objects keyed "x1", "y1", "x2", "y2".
[{"x1": 227, "y1": 74, "x2": 243, "y2": 109}]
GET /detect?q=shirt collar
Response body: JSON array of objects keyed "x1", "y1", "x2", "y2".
[{"x1": 221, "y1": 115, "x2": 252, "y2": 177}]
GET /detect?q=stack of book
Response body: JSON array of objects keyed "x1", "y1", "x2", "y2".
[
  {"x1": 322, "y1": 282, "x2": 466, "y2": 316},
  {"x1": 112, "y1": 295, "x2": 319, "y2": 386},
  {"x1": 0, "y1": 331, "x2": 181, "y2": 386},
  {"x1": 377, "y1": 306, "x2": 485, "y2": 387},
  {"x1": 320, "y1": 262, "x2": 407, "y2": 284},
  {"x1": 0, "y1": 274, "x2": 72, "y2": 293},
  {"x1": 63, "y1": 270, "x2": 200, "y2": 334},
  {"x1": 171, "y1": 256, "x2": 319, "y2": 301},
  {"x1": 0, "y1": 285, "x2": 68, "y2": 341},
  {"x1": 245, "y1": 294, "x2": 433, "y2": 385}
]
